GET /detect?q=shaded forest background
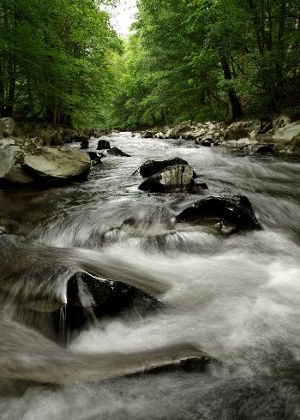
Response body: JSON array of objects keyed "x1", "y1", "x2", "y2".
[{"x1": 0, "y1": 0, "x2": 299, "y2": 130}]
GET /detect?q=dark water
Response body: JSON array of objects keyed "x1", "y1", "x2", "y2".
[{"x1": 0, "y1": 132, "x2": 300, "y2": 419}]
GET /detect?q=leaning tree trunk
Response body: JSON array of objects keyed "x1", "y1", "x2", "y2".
[{"x1": 220, "y1": 55, "x2": 243, "y2": 120}]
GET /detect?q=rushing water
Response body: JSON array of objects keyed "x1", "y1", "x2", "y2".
[{"x1": 0, "y1": 132, "x2": 300, "y2": 419}]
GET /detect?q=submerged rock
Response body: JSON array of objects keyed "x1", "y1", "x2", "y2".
[
  {"x1": 0, "y1": 143, "x2": 91, "y2": 187},
  {"x1": 176, "y1": 195, "x2": 261, "y2": 233},
  {"x1": 139, "y1": 164, "x2": 194, "y2": 193},
  {"x1": 97, "y1": 139, "x2": 111, "y2": 150},
  {"x1": 140, "y1": 157, "x2": 189, "y2": 178},
  {"x1": 107, "y1": 147, "x2": 131, "y2": 157}
]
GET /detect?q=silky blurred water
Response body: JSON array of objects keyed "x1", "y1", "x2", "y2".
[{"x1": 0, "y1": 133, "x2": 300, "y2": 419}]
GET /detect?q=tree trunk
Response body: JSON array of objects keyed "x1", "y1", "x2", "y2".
[{"x1": 220, "y1": 55, "x2": 243, "y2": 120}]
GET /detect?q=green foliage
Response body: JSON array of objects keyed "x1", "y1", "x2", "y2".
[
  {"x1": 0, "y1": 0, "x2": 120, "y2": 127},
  {"x1": 111, "y1": 0, "x2": 300, "y2": 128}
]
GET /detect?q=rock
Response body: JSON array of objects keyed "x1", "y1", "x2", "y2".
[
  {"x1": 0, "y1": 226, "x2": 8, "y2": 234},
  {"x1": 31, "y1": 271, "x2": 163, "y2": 342},
  {"x1": 0, "y1": 117, "x2": 15, "y2": 138},
  {"x1": 107, "y1": 147, "x2": 131, "y2": 157},
  {"x1": 0, "y1": 145, "x2": 34, "y2": 185},
  {"x1": 137, "y1": 351, "x2": 212, "y2": 376},
  {"x1": 176, "y1": 195, "x2": 261, "y2": 233},
  {"x1": 185, "y1": 121, "x2": 227, "y2": 143},
  {"x1": 139, "y1": 164, "x2": 194, "y2": 193},
  {"x1": 88, "y1": 151, "x2": 103, "y2": 166},
  {"x1": 167, "y1": 121, "x2": 193, "y2": 139},
  {"x1": 258, "y1": 119, "x2": 273, "y2": 134},
  {"x1": 0, "y1": 143, "x2": 91, "y2": 187},
  {"x1": 80, "y1": 139, "x2": 89, "y2": 149},
  {"x1": 225, "y1": 120, "x2": 261, "y2": 140},
  {"x1": 140, "y1": 157, "x2": 189, "y2": 178},
  {"x1": 97, "y1": 139, "x2": 111, "y2": 150},
  {"x1": 192, "y1": 179, "x2": 208, "y2": 193},
  {"x1": 249, "y1": 145, "x2": 276, "y2": 156},
  {"x1": 0, "y1": 137, "x2": 16, "y2": 147},
  {"x1": 154, "y1": 132, "x2": 166, "y2": 139},
  {"x1": 199, "y1": 139, "x2": 212, "y2": 147},
  {"x1": 273, "y1": 121, "x2": 300, "y2": 142},
  {"x1": 141, "y1": 130, "x2": 154, "y2": 138},
  {"x1": 291, "y1": 133, "x2": 300, "y2": 153},
  {"x1": 272, "y1": 115, "x2": 291, "y2": 132},
  {"x1": 22, "y1": 147, "x2": 91, "y2": 183},
  {"x1": 67, "y1": 272, "x2": 162, "y2": 313}
]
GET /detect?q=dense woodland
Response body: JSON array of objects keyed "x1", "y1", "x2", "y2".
[{"x1": 0, "y1": 0, "x2": 299, "y2": 129}]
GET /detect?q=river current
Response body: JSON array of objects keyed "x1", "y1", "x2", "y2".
[{"x1": 0, "y1": 132, "x2": 300, "y2": 419}]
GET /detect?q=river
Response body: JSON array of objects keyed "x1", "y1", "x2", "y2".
[{"x1": 0, "y1": 132, "x2": 300, "y2": 419}]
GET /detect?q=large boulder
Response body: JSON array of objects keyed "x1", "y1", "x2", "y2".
[
  {"x1": 140, "y1": 157, "x2": 189, "y2": 178},
  {"x1": 0, "y1": 143, "x2": 91, "y2": 187},
  {"x1": 176, "y1": 195, "x2": 261, "y2": 233},
  {"x1": 139, "y1": 164, "x2": 194, "y2": 193},
  {"x1": 107, "y1": 147, "x2": 131, "y2": 157},
  {"x1": 0, "y1": 145, "x2": 33, "y2": 185},
  {"x1": 97, "y1": 139, "x2": 111, "y2": 150},
  {"x1": 0, "y1": 117, "x2": 15, "y2": 138},
  {"x1": 273, "y1": 121, "x2": 300, "y2": 142}
]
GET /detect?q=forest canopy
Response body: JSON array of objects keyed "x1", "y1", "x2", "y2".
[
  {"x1": 112, "y1": 0, "x2": 300, "y2": 128},
  {"x1": 0, "y1": 0, "x2": 299, "y2": 129},
  {"x1": 0, "y1": 0, "x2": 120, "y2": 127}
]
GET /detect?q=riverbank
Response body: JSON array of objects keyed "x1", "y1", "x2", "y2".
[{"x1": 138, "y1": 115, "x2": 300, "y2": 156}]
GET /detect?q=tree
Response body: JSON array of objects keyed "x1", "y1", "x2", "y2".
[
  {"x1": 111, "y1": 0, "x2": 300, "y2": 128},
  {"x1": 0, "y1": 0, "x2": 120, "y2": 127}
]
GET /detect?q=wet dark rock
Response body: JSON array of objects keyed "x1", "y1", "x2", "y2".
[
  {"x1": 199, "y1": 139, "x2": 212, "y2": 147},
  {"x1": 107, "y1": 147, "x2": 131, "y2": 157},
  {"x1": 250, "y1": 145, "x2": 276, "y2": 156},
  {"x1": 97, "y1": 139, "x2": 111, "y2": 150},
  {"x1": 139, "y1": 164, "x2": 194, "y2": 193},
  {"x1": 140, "y1": 157, "x2": 189, "y2": 178},
  {"x1": 80, "y1": 139, "x2": 89, "y2": 149},
  {"x1": 258, "y1": 119, "x2": 273, "y2": 134},
  {"x1": 55, "y1": 272, "x2": 163, "y2": 339},
  {"x1": 176, "y1": 195, "x2": 261, "y2": 233},
  {"x1": 88, "y1": 151, "x2": 103, "y2": 166}
]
